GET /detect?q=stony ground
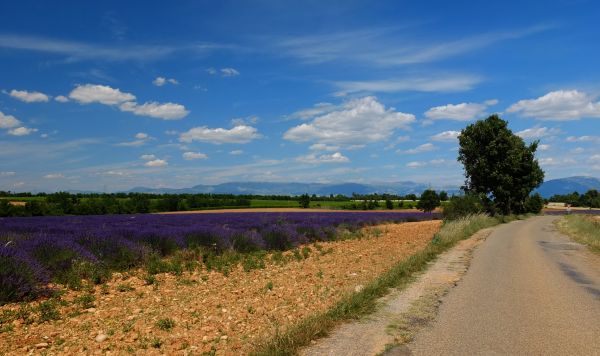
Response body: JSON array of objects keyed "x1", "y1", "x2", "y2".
[{"x1": 0, "y1": 220, "x2": 441, "y2": 355}]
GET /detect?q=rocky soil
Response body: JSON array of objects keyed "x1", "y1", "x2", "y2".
[{"x1": 0, "y1": 220, "x2": 441, "y2": 355}]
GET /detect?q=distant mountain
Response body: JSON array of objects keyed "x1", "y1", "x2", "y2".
[
  {"x1": 128, "y1": 181, "x2": 462, "y2": 196},
  {"x1": 536, "y1": 176, "x2": 600, "y2": 197}
]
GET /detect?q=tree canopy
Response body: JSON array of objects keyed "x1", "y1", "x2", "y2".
[
  {"x1": 417, "y1": 189, "x2": 440, "y2": 213},
  {"x1": 458, "y1": 115, "x2": 544, "y2": 215}
]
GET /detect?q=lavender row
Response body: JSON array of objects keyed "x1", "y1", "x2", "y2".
[{"x1": 0, "y1": 212, "x2": 438, "y2": 304}]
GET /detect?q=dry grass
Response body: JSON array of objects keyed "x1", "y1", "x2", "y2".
[{"x1": 557, "y1": 215, "x2": 600, "y2": 254}]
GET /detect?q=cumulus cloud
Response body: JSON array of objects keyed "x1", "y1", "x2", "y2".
[
  {"x1": 229, "y1": 150, "x2": 244, "y2": 155},
  {"x1": 309, "y1": 143, "x2": 340, "y2": 151},
  {"x1": 153, "y1": 76, "x2": 178, "y2": 86},
  {"x1": 179, "y1": 125, "x2": 261, "y2": 144},
  {"x1": 507, "y1": 90, "x2": 600, "y2": 120},
  {"x1": 144, "y1": 159, "x2": 168, "y2": 167},
  {"x1": 431, "y1": 130, "x2": 460, "y2": 141},
  {"x1": 119, "y1": 101, "x2": 188, "y2": 120},
  {"x1": 399, "y1": 143, "x2": 437, "y2": 154},
  {"x1": 424, "y1": 99, "x2": 498, "y2": 121},
  {"x1": 283, "y1": 96, "x2": 414, "y2": 147},
  {"x1": 68, "y1": 84, "x2": 188, "y2": 120},
  {"x1": 231, "y1": 116, "x2": 259, "y2": 126},
  {"x1": 182, "y1": 151, "x2": 208, "y2": 160},
  {"x1": 296, "y1": 152, "x2": 350, "y2": 164},
  {"x1": 9, "y1": 89, "x2": 49, "y2": 103},
  {"x1": 69, "y1": 84, "x2": 135, "y2": 105},
  {"x1": 220, "y1": 68, "x2": 240, "y2": 77},
  {"x1": 515, "y1": 126, "x2": 561, "y2": 139},
  {"x1": 54, "y1": 95, "x2": 69, "y2": 103},
  {"x1": 8, "y1": 126, "x2": 37, "y2": 136},
  {"x1": 0, "y1": 111, "x2": 21, "y2": 128}
]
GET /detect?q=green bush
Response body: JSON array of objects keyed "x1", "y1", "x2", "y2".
[{"x1": 442, "y1": 194, "x2": 485, "y2": 220}]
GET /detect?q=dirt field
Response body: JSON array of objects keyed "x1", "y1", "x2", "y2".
[{"x1": 0, "y1": 221, "x2": 441, "y2": 355}]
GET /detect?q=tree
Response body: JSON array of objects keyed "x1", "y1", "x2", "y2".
[
  {"x1": 385, "y1": 199, "x2": 394, "y2": 209},
  {"x1": 298, "y1": 193, "x2": 310, "y2": 209},
  {"x1": 439, "y1": 191, "x2": 448, "y2": 201},
  {"x1": 458, "y1": 115, "x2": 544, "y2": 215},
  {"x1": 417, "y1": 189, "x2": 440, "y2": 213}
]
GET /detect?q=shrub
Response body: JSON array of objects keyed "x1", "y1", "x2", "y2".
[
  {"x1": 0, "y1": 246, "x2": 47, "y2": 305},
  {"x1": 524, "y1": 193, "x2": 544, "y2": 214},
  {"x1": 442, "y1": 194, "x2": 485, "y2": 220}
]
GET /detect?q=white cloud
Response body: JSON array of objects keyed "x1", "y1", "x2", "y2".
[
  {"x1": 54, "y1": 95, "x2": 69, "y2": 103},
  {"x1": 283, "y1": 96, "x2": 414, "y2": 147},
  {"x1": 538, "y1": 144, "x2": 551, "y2": 151},
  {"x1": 507, "y1": 90, "x2": 600, "y2": 120},
  {"x1": 9, "y1": 89, "x2": 49, "y2": 103},
  {"x1": 231, "y1": 116, "x2": 259, "y2": 126},
  {"x1": 516, "y1": 126, "x2": 561, "y2": 139},
  {"x1": 566, "y1": 135, "x2": 600, "y2": 143},
  {"x1": 431, "y1": 130, "x2": 460, "y2": 141},
  {"x1": 44, "y1": 173, "x2": 64, "y2": 179},
  {"x1": 179, "y1": 125, "x2": 261, "y2": 144},
  {"x1": 69, "y1": 84, "x2": 188, "y2": 120},
  {"x1": 309, "y1": 143, "x2": 340, "y2": 151},
  {"x1": 400, "y1": 143, "x2": 437, "y2": 154},
  {"x1": 153, "y1": 76, "x2": 178, "y2": 86},
  {"x1": 334, "y1": 75, "x2": 481, "y2": 94},
  {"x1": 406, "y1": 161, "x2": 425, "y2": 168},
  {"x1": 183, "y1": 151, "x2": 208, "y2": 160},
  {"x1": 69, "y1": 84, "x2": 135, "y2": 105},
  {"x1": 297, "y1": 152, "x2": 350, "y2": 164},
  {"x1": 144, "y1": 159, "x2": 168, "y2": 167},
  {"x1": 0, "y1": 111, "x2": 21, "y2": 128},
  {"x1": 288, "y1": 103, "x2": 336, "y2": 120},
  {"x1": 425, "y1": 99, "x2": 497, "y2": 121},
  {"x1": 8, "y1": 126, "x2": 37, "y2": 136},
  {"x1": 117, "y1": 133, "x2": 153, "y2": 147},
  {"x1": 206, "y1": 67, "x2": 217, "y2": 75},
  {"x1": 406, "y1": 159, "x2": 448, "y2": 168},
  {"x1": 119, "y1": 101, "x2": 189, "y2": 120},
  {"x1": 140, "y1": 154, "x2": 156, "y2": 161},
  {"x1": 0, "y1": 171, "x2": 16, "y2": 176},
  {"x1": 274, "y1": 25, "x2": 551, "y2": 67},
  {"x1": 229, "y1": 150, "x2": 244, "y2": 155},
  {"x1": 220, "y1": 68, "x2": 240, "y2": 77}
]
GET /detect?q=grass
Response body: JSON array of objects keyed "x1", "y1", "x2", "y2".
[
  {"x1": 556, "y1": 215, "x2": 600, "y2": 254},
  {"x1": 251, "y1": 214, "x2": 501, "y2": 355}
]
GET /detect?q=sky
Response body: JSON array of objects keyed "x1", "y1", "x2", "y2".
[{"x1": 1, "y1": 0, "x2": 599, "y2": 192}]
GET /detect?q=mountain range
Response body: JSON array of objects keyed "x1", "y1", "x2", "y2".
[{"x1": 127, "y1": 176, "x2": 600, "y2": 198}]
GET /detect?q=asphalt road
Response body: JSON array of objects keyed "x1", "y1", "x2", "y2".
[{"x1": 408, "y1": 216, "x2": 600, "y2": 355}]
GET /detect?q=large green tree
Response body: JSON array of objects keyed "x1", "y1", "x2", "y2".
[{"x1": 458, "y1": 115, "x2": 544, "y2": 215}]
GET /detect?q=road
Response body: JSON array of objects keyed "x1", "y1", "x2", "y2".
[{"x1": 406, "y1": 216, "x2": 600, "y2": 355}]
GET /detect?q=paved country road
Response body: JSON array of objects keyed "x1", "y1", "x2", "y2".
[{"x1": 407, "y1": 216, "x2": 600, "y2": 355}]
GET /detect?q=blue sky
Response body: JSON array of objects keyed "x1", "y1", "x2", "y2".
[{"x1": 1, "y1": 0, "x2": 599, "y2": 192}]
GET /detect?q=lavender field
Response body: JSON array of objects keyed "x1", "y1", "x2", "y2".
[{"x1": 0, "y1": 211, "x2": 439, "y2": 304}]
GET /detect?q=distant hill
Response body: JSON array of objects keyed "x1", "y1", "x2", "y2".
[
  {"x1": 128, "y1": 181, "x2": 461, "y2": 196},
  {"x1": 536, "y1": 176, "x2": 600, "y2": 197}
]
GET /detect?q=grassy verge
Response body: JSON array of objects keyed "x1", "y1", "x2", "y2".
[
  {"x1": 556, "y1": 215, "x2": 600, "y2": 254},
  {"x1": 251, "y1": 214, "x2": 501, "y2": 355}
]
